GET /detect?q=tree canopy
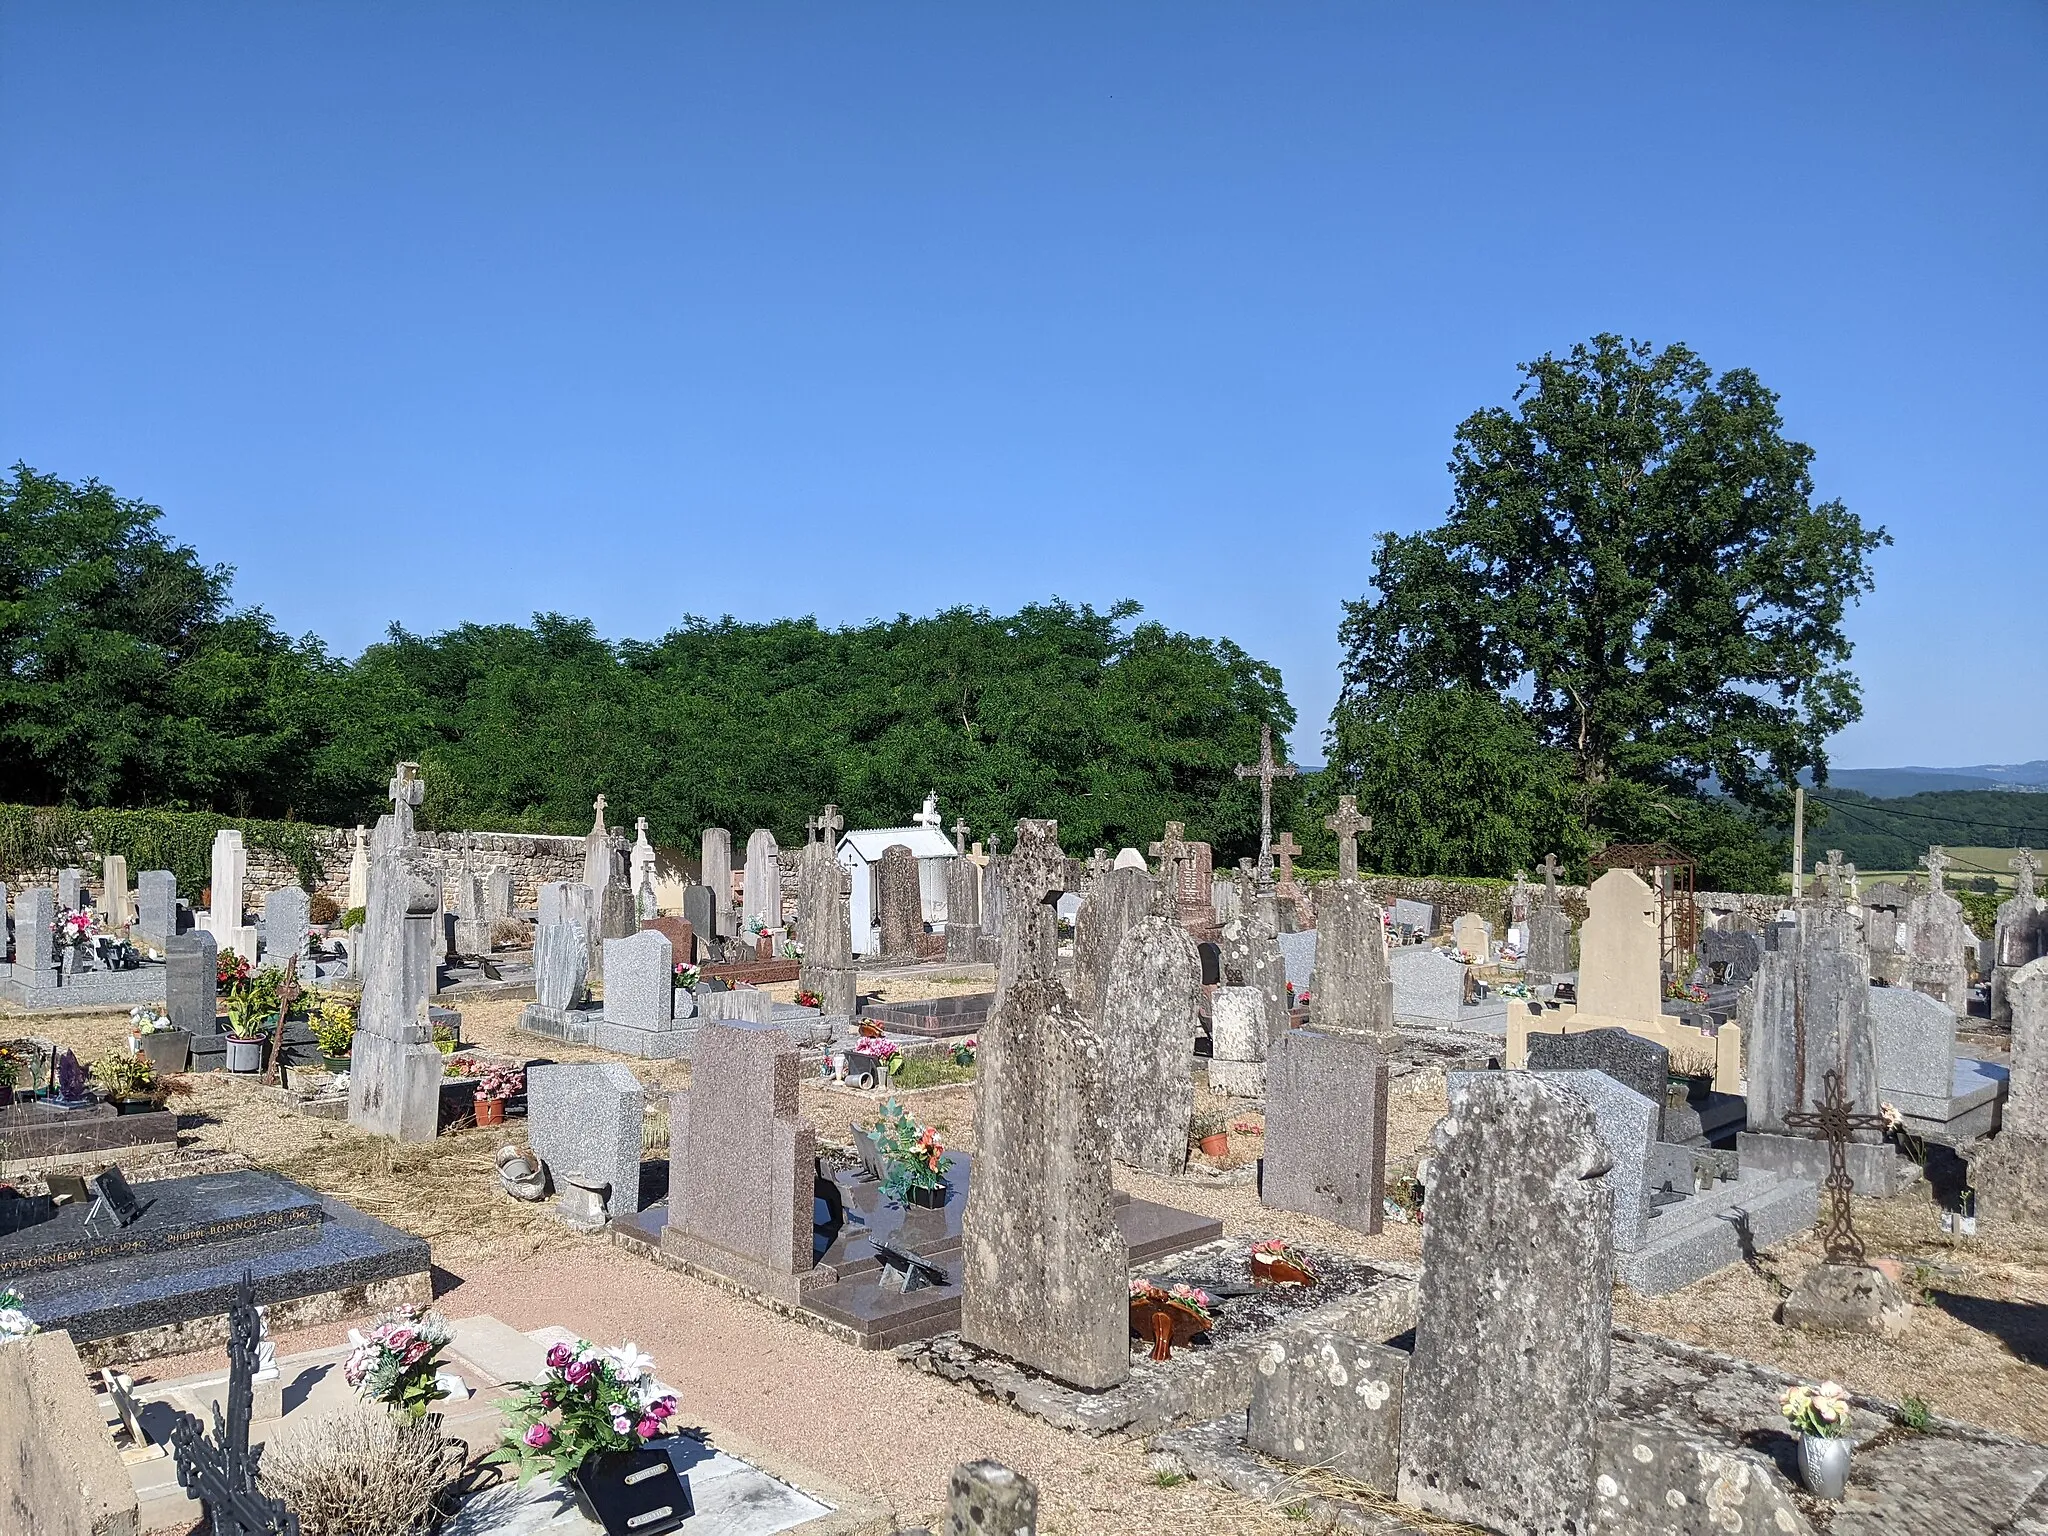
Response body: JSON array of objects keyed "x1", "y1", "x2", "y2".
[
  {"x1": 0, "y1": 464, "x2": 1294, "y2": 859},
  {"x1": 1331, "y1": 337, "x2": 1887, "y2": 890}
]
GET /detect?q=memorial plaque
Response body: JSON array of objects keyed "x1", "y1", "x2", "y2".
[{"x1": 89, "y1": 1167, "x2": 147, "y2": 1228}]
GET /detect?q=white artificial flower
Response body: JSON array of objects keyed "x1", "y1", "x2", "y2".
[
  {"x1": 607, "y1": 1342, "x2": 655, "y2": 1380},
  {"x1": 0, "y1": 1308, "x2": 39, "y2": 1339}
]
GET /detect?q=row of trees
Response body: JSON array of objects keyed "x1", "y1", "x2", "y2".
[{"x1": 1, "y1": 335, "x2": 1886, "y2": 889}]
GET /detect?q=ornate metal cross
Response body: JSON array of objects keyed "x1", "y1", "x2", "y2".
[
  {"x1": 1323, "y1": 794, "x2": 1371, "y2": 883},
  {"x1": 1920, "y1": 845, "x2": 1951, "y2": 894},
  {"x1": 1234, "y1": 724, "x2": 1297, "y2": 879},
  {"x1": 168, "y1": 1271, "x2": 301, "y2": 1535},
  {"x1": 1782, "y1": 1069, "x2": 1889, "y2": 1265}
]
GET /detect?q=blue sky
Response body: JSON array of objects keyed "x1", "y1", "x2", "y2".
[{"x1": 3, "y1": 4, "x2": 2041, "y2": 769}]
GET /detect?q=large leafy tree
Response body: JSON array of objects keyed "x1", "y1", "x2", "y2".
[{"x1": 1335, "y1": 337, "x2": 1886, "y2": 886}]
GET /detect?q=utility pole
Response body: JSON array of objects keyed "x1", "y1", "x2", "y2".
[{"x1": 1790, "y1": 784, "x2": 1806, "y2": 902}]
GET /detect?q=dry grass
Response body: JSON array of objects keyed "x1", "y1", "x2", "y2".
[{"x1": 259, "y1": 1402, "x2": 469, "y2": 1536}]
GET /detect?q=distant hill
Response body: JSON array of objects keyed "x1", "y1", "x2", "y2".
[
  {"x1": 1807, "y1": 788, "x2": 2048, "y2": 878},
  {"x1": 1820, "y1": 761, "x2": 2048, "y2": 798}
]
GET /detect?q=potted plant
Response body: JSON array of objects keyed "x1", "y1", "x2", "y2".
[
  {"x1": 793, "y1": 987, "x2": 822, "y2": 1010},
  {"x1": 489, "y1": 1340, "x2": 691, "y2": 1536},
  {"x1": 432, "y1": 1019, "x2": 460, "y2": 1056},
  {"x1": 0, "y1": 1048, "x2": 19, "y2": 1110},
  {"x1": 471, "y1": 1060, "x2": 525, "y2": 1129},
  {"x1": 89, "y1": 1054, "x2": 160, "y2": 1114},
  {"x1": 1128, "y1": 1279, "x2": 1215, "y2": 1361},
  {"x1": 847, "y1": 1038, "x2": 902, "y2": 1089},
  {"x1": 222, "y1": 990, "x2": 271, "y2": 1073},
  {"x1": 871, "y1": 1099, "x2": 952, "y2": 1207},
  {"x1": 344, "y1": 1304, "x2": 455, "y2": 1421},
  {"x1": 1248, "y1": 1239, "x2": 1318, "y2": 1287},
  {"x1": 217, "y1": 950, "x2": 252, "y2": 991},
  {"x1": 310, "y1": 996, "x2": 358, "y2": 1072},
  {"x1": 951, "y1": 1037, "x2": 977, "y2": 1068},
  {"x1": 1781, "y1": 1379, "x2": 1853, "y2": 1498},
  {"x1": 1189, "y1": 1110, "x2": 1230, "y2": 1159},
  {"x1": 130, "y1": 1007, "x2": 191, "y2": 1074}
]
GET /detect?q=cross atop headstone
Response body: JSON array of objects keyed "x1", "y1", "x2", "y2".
[
  {"x1": 817, "y1": 804, "x2": 843, "y2": 843},
  {"x1": 1149, "y1": 822, "x2": 1193, "y2": 916},
  {"x1": 953, "y1": 817, "x2": 971, "y2": 855},
  {"x1": 1235, "y1": 723, "x2": 1298, "y2": 878},
  {"x1": 387, "y1": 761, "x2": 423, "y2": 839},
  {"x1": 914, "y1": 792, "x2": 942, "y2": 832},
  {"x1": 591, "y1": 793, "x2": 607, "y2": 834},
  {"x1": 1920, "y1": 845, "x2": 1952, "y2": 894},
  {"x1": 1782, "y1": 1068, "x2": 1889, "y2": 1265},
  {"x1": 2013, "y1": 848, "x2": 2041, "y2": 903},
  {"x1": 1272, "y1": 831, "x2": 1302, "y2": 889},
  {"x1": 1540, "y1": 852, "x2": 1561, "y2": 898},
  {"x1": 1818, "y1": 849, "x2": 1856, "y2": 901},
  {"x1": 1087, "y1": 848, "x2": 1111, "y2": 880},
  {"x1": 1323, "y1": 794, "x2": 1371, "y2": 883}
]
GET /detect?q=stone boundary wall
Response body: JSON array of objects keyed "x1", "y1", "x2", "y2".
[{"x1": 11, "y1": 829, "x2": 586, "y2": 912}]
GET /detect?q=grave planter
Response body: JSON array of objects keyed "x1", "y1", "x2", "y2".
[
  {"x1": 224, "y1": 1036, "x2": 265, "y2": 1073},
  {"x1": 571, "y1": 1442, "x2": 695, "y2": 1536},
  {"x1": 1196, "y1": 1133, "x2": 1230, "y2": 1157},
  {"x1": 903, "y1": 1180, "x2": 948, "y2": 1209},
  {"x1": 1797, "y1": 1434, "x2": 1851, "y2": 1499},
  {"x1": 139, "y1": 1029, "x2": 191, "y2": 1075},
  {"x1": 474, "y1": 1095, "x2": 507, "y2": 1128},
  {"x1": 321, "y1": 1053, "x2": 353, "y2": 1075},
  {"x1": 1127, "y1": 1297, "x2": 1211, "y2": 1362}
]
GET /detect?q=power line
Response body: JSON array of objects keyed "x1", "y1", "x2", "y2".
[{"x1": 1810, "y1": 793, "x2": 2048, "y2": 845}]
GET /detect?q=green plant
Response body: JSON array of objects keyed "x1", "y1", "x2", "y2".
[
  {"x1": 340, "y1": 906, "x2": 366, "y2": 930},
  {"x1": 431, "y1": 1020, "x2": 458, "y2": 1054},
  {"x1": 1283, "y1": 1504, "x2": 1310, "y2": 1522},
  {"x1": 223, "y1": 989, "x2": 273, "y2": 1041},
  {"x1": 1189, "y1": 1109, "x2": 1230, "y2": 1142},
  {"x1": 343, "y1": 1306, "x2": 454, "y2": 1421},
  {"x1": 1897, "y1": 1395, "x2": 1933, "y2": 1432},
  {"x1": 310, "y1": 1008, "x2": 356, "y2": 1058},
  {"x1": 1151, "y1": 1469, "x2": 1187, "y2": 1488},
  {"x1": 89, "y1": 1054, "x2": 157, "y2": 1100},
  {"x1": 893, "y1": 1053, "x2": 975, "y2": 1090},
  {"x1": 307, "y1": 891, "x2": 340, "y2": 926}
]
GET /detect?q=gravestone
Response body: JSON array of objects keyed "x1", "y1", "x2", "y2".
[
  {"x1": 1973, "y1": 957, "x2": 2048, "y2": 1220},
  {"x1": 680, "y1": 884, "x2": 716, "y2": 950},
  {"x1": 1207, "y1": 985, "x2": 1268, "y2": 1097},
  {"x1": 203, "y1": 831, "x2": 258, "y2": 961},
  {"x1": 485, "y1": 866, "x2": 514, "y2": 922},
  {"x1": 1398, "y1": 1073, "x2": 1613, "y2": 1533},
  {"x1": 1451, "y1": 912, "x2": 1491, "y2": 960},
  {"x1": 1697, "y1": 926, "x2": 1764, "y2": 987},
  {"x1": 700, "y1": 828, "x2": 735, "y2": 939},
  {"x1": 1525, "y1": 1027, "x2": 1669, "y2": 1127},
  {"x1": 1867, "y1": 984, "x2": 1961, "y2": 1119},
  {"x1": 1313, "y1": 885, "x2": 1395, "y2": 1045},
  {"x1": 582, "y1": 795, "x2": 612, "y2": 892},
  {"x1": 135, "y1": 871, "x2": 178, "y2": 950},
  {"x1": 1221, "y1": 880, "x2": 1290, "y2": 1046},
  {"x1": 345, "y1": 825, "x2": 370, "y2": 911},
  {"x1": 1898, "y1": 848, "x2": 1972, "y2": 1014},
  {"x1": 1248, "y1": 1331, "x2": 1407, "y2": 1487},
  {"x1": 1993, "y1": 851, "x2": 2047, "y2": 1026},
  {"x1": 1576, "y1": 868, "x2": 1662, "y2": 1025},
  {"x1": 166, "y1": 929, "x2": 219, "y2": 1033},
  {"x1": 948, "y1": 1462, "x2": 1038, "y2": 1536},
  {"x1": 101, "y1": 855, "x2": 132, "y2": 928},
  {"x1": 1072, "y1": 866, "x2": 1154, "y2": 1024},
  {"x1": 629, "y1": 818, "x2": 657, "y2": 905},
  {"x1": 1861, "y1": 878, "x2": 1912, "y2": 985},
  {"x1": 594, "y1": 929, "x2": 681, "y2": 1056},
  {"x1": 945, "y1": 852, "x2": 982, "y2": 962},
  {"x1": 532, "y1": 922, "x2": 588, "y2": 1012},
  {"x1": 1520, "y1": 1068, "x2": 1657, "y2": 1252},
  {"x1": 57, "y1": 868, "x2": 84, "y2": 912},
  {"x1": 450, "y1": 868, "x2": 490, "y2": 956},
  {"x1": 1389, "y1": 945, "x2": 1464, "y2": 1022},
  {"x1": 260, "y1": 887, "x2": 310, "y2": 972},
  {"x1": 348, "y1": 766, "x2": 445, "y2": 1142},
  {"x1": 743, "y1": 829, "x2": 782, "y2": 932},
  {"x1": 797, "y1": 811, "x2": 857, "y2": 1016},
  {"x1": 0, "y1": 881, "x2": 9, "y2": 963},
  {"x1": 663, "y1": 1017, "x2": 820, "y2": 1303},
  {"x1": 527, "y1": 1062, "x2": 645, "y2": 1220},
  {"x1": 1525, "y1": 854, "x2": 1570, "y2": 975},
  {"x1": 878, "y1": 843, "x2": 922, "y2": 959},
  {"x1": 960, "y1": 820, "x2": 1128, "y2": 1391},
  {"x1": 1175, "y1": 839, "x2": 1218, "y2": 943},
  {"x1": 1261, "y1": 1029, "x2": 1388, "y2": 1233},
  {"x1": 1391, "y1": 897, "x2": 1435, "y2": 938},
  {"x1": 16, "y1": 888, "x2": 56, "y2": 981},
  {"x1": 1103, "y1": 913, "x2": 1203, "y2": 1173},
  {"x1": 642, "y1": 915, "x2": 695, "y2": 966},
  {"x1": 1278, "y1": 929, "x2": 1316, "y2": 996}
]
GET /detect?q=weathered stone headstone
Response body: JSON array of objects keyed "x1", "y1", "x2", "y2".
[
  {"x1": 16, "y1": 887, "x2": 56, "y2": 980},
  {"x1": 203, "y1": 830, "x2": 258, "y2": 961},
  {"x1": 526, "y1": 1061, "x2": 644, "y2": 1221},
  {"x1": 1312, "y1": 884, "x2": 1395, "y2": 1044},
  {"x1": 960, "y1": 820, "x2": 1128, "y2": 1391},
  {"x1": 1261, "y1": 1029, "x2": 1388, "y2": 1233},
  {"x1": 1248, "y1": 1331, "x2": 1407, "y2": 1487},
  {"x1": 1450, "y1": 911, "x2": 1491, "y2": 960},
  {"x1": 1993, "y1": 851, "x2": 2046, "y2": 1026},
  {"x1": 663, "y1": 1017, "x2": 820, "y2": 1302},
  {"x1": 628, "y1": 818, "x2": 657, "y2": 903},
  {"x1": 485, "y1": 865, "x2": 514, "y2": 922},
  {"x1": 582, "y1": 795, "x2": 612, "y2": 892},
  {"x1": 134, "y1": 870, "x2": 178, "y2": 950},
  {"x1": 1867, "y1": 984, "x2": 1960, "y2": 1118},
  {"x1": 1899, "y1": 847, "x2": 1972, "y2": 1014},
  {"x1": 345, "y1": 825, "x2": 370, "y2": 912},
  {"x1": 56, "y1": 868, "x2": 84, "y2": 912},
  {"x1": 101, "y1": 854, "x2": 132, "y2": 928},
  {"x1": 1398, "y1": 1073, "x2": 1614, "y2": 1533},
  {"x1": 532, "y1": 922, "x2": 588, "y2": 1013},
  {"x1": 946, "y1": 1462, "x2": 1038, "y2": 1536},
  {"x1": 1575, "y1": 868, "x2": 1661, "y2": 1024},
  {"x1": 1525, "y1": 1027, "x2": 1669, "y2": 1126},
  {"x1": 1207, "y1": 985, "x2": 1268, "y2": 1097},
  {"x1": 1973, "y1": 957, "x2": 2048, "y2": 1220},
  {"x1": 261, "y1": 887, "x2": 310, "y2": 972},
  {"x1": 1072, "y1": 866, "x2": 1154, "y2": 1024},
  {"x1": 1389, "y1": 945, "x2": 1463, "y2": 1021},
  {"x1": 348, "y1": 766, "x2": 445, "y2": 1142},
  {"x1": 1519, "y1": 1068, "x2": 1657, "y2": 1252},
  {"x1": 877, "y1": 843, "x2": 922, "y2": 959},
  {"x1": 166, "y1": 928, "x2": 218, "y2": 1033},
  {"x1": 743, "y1": 829, "x2": 782, "y2": 932},
  {"x1": 945, "y1": 852, "x2": 982, "y2": 961},
  {"x1": 797, "y1": 811, "x2": 856, "y2": 1016},
  {"x1": 1861, "y1": 878, "x2": 1911, "y2": 985},
  {"x1": 449, "y1": 868, "x2": 489, "y2": 956},
  {"x1": 1103, "y1": 912, "x2": 1203, "y2": 1173},
  {"x1": 679, "y1": 883, "x2": 716, "y2": 949},
  {"x1": 1525, "y1": 853, "x2": 1570, "y2": 975},
  {"x1": 700, "y1": 828, "x2": 735, "y2": 939}
]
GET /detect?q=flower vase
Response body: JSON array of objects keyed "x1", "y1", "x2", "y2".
[
  {"x1": 570, "y1": 1443, "x2": 694, "y2": 1536},
  {"x1": 1797, "y1": 1434, "x2": 1850, "y2": 1499},
  {"x1": 224, "y1": 1036, "x2": 265, "y2": 1073},
  {"x1": 905, "y1": 1181, "x2": 948, "y2": 1209},
  {"x1": 474, "y1": 1096, "x2": 506, "y2": 1128}
]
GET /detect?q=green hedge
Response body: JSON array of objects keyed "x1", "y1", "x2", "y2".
[{"x1": 0, "y1": 804, "x2": 330, "y2": 894}]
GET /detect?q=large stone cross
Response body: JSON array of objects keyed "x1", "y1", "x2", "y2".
[
  {"x1": 953, "y1": 817, "x2": 971, "y2": 855},
  {"x1": 1540, "y1": 852, "x2": 1561, "y2": 898},
  {"x1": 387, "y1": 761, "x2": 423, "y2": 838},
  {"x1": 1782, "y1": 1069, "x2": 1889, "y2": 1266},
  {"x1": 591, "y1": 793, "x2": 607, "y2": 833},
  {"x1": 817, "y1": 804, "x2": 844, "y2": 843},
  {"x1": 1234, "y1": 723, "x2": 1298, "y2": 878},
  {"x1": 1920, "y1": 845, "x2": 1952, "y2": 894},
  {"x1": 1272, "y1": 831, "x2": 1302, "y2": 889},
  {"x1": 1818, "y1": 849, "x2": 1856, "y2": 901},
  {"x1": 1086, "y1": 848, "x2": 1112, "y2": 880},
  {"x1": 914, "y1": 792, "x2": 942, "y2": 831},
  {"x1": 1150, "y1": 822, "x2": 1195, "y2": 919},
  {"x1": 1323, "y1": 794, "x2": 1371, "y2": 882},
  {"x1": 2014, "y1": 848, "x2": 2041, "y2": 903}
]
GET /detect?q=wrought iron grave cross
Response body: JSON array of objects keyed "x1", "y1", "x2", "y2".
[{"x1": 1782, "y1": 1069, "x2": 1889, "y2": 1265}]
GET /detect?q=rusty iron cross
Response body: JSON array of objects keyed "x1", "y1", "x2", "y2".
[{"x1": 1782, "y1": 1069, "x2": 1889, "y2": 1265}]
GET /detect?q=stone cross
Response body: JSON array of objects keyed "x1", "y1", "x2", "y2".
[
  {"x1": 914, "y1": 792, "x2": 942, "y2": 832},
  {"x1": 1323, "y1": 794, "x2": 1371, "y2": 883},
  {"x1": 2014, "y1": 849, "x2": 2041, "y2": 903},
  {"x1": 1235, "y1": 723, "x2": 1298, "y2": 878},
  {"x1": 1920, "y1": 845, "x2": 1952, "y2": 894},
  {"x1": 1539, "y1": 852, "x2": 1561, "y2": 900},
  {"x1": 591, "y1": 793, "x2": 607, "y2": 833},
  {"x1": 817, "y1": 804, "x2": 844, "y2": 844},
  {"x1": 1272, "y1": 831, "x2": 1302, "y2": 889},
  {"x1": 387, "y1": 762, "x2": 423, "y2": 839},
  {"x1": 1783, "y1": 1068, "x2": 1889, "y2": 1265},
  {"x1": 1818, "y1": 849, "x2": 1856, "y2": 901},
  {"x1": 1149, "y1": 822, "x2": 1194, "y2": 917},
  {"x1": 1087, "y1": 848, "x2": 1111, "y2": 880},
  {"x1": 953, "y1": 817, "x2": 970, "y2": 855}
]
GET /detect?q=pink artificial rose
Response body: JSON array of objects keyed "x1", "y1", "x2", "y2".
[
  {"x1": 539, "y1": 1390, "x2": 555, "y2": 1410},
  {"x1": 564, "y1": 1360, "x2": 595, "y2": 1386},
  {"x1": 545, "y1": 1343, "x2": 572, "y2": 1369},
  {"x1": 651, "y1": 1395, "x2": 677, "y2": 1418},
  {"x1": 524, "y1": 1422, "x2": 554, "y2": 1449},
  {"x1": 635, "y1": 1418, "x2": 661, "y2": 1439},
  {"x1": 404, "y1": 1339, "x2": 433, "y2": 1365},
  {"x1": 388, "y1": 1328, "x2": 415, "y2": 1351}
]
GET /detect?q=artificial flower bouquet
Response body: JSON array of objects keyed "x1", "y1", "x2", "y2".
[
  {"x1": 490, "y1": 1340, "x2": 679, "y2": 1482},
  {"x1": 1781, "y1": 1379, "x2": 1851, "y2": 1439},
  {"x1": 344, "y1": 1304, "x2": 455, "y2": 1420}
]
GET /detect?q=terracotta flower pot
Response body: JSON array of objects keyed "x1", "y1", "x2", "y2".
[
  {"x1": 1250, "y1": 1250, "x2": 1315, "y2": 1286},
  {"x1": 1197, "y1": 1133, "x2": 1230, "y2": 1157},
  {"x1": 474, "y1": 1096, "x2": 506, "y2": 1128}
]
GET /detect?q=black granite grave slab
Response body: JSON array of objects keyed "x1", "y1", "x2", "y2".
[
  {"x1": 8, "y1": 1171, "x2": 429, "y2": 1348},
  {"x1": 0, "y1": 1168, "x2": 324, "y2": 1282},
  {"x1": 0, "y1": 1100, "x2": 179, "y2": 1165}
]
